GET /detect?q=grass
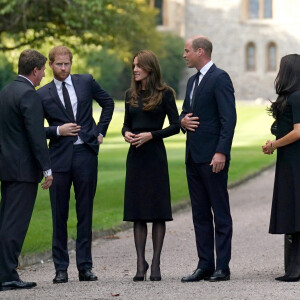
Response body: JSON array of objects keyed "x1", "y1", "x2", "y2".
[{"x1": 21, "y1": 100, "x2": 275, "y2": 254}]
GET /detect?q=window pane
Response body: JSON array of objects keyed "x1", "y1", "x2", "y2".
[
  {"x1": 268, "y1": 45, "x2": 276, "y2": 70},
  {"x1": 249, "y1": 0, "x2": 259, "y2": 19},
  {"x1": 264, "y1": 0, "x2": 273, "y2": 18},
  {"x1": 155, "y1": 0, "x2": 163, "y2": 25},
  {"x1": 247, "y1": 45, "x2": 255, "y2": 70}
]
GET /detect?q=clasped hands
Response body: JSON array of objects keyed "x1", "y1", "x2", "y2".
[
  {"x1": 59, "y1": 123, "x2": 103, "y2": 144},
  {"x1": 124, "y1": 131, "x2": 152, "y2": 148},
  {"x1": 262, "y1": 139, "x2": 275, "y2": 155}
]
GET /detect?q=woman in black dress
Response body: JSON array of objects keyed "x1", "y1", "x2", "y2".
[
  {"x1": 263, "y1": 54, "x2": 300, "y2": 281},
  {"x1": 122, "y1": 50, "x2": 180, "y2": 281}
]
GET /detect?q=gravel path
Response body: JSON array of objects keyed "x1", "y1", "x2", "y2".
[{"x1": 2, "y1": 166, "x2": 299, "y2": 300}]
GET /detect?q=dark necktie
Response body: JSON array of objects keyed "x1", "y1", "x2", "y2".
[
  {"x1": 62, "y1": 82, "x2": 75, "y2": 121},
  {"x1": 190, "y1": 71, "x2": 201, "y2": 107}
]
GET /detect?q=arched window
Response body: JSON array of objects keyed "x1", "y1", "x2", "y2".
[
  {"x1": 247, "y1": 0, "x2": 273, "y2": 19},
  {"x1": 246, "y1": 42, "x2": 256, "y2": 71},
  {"x1": 267, "y1": 42, "x2": 276, "y2": 71}
]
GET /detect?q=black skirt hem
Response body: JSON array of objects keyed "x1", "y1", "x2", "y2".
[{"x1": 123, "y1": 218, "x2": 173, "y2": 222}]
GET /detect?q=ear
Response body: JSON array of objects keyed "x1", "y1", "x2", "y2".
[
  {"x1": 197, "y1": 48, "x2": 203, "y2": 56},
  {"x1": 32, "y1": 67, "x2": 38, "y2": 76}
]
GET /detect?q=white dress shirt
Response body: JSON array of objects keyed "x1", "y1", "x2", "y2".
[{"x1": 54, "y1": 75, "x2": 83, "y2": 145}]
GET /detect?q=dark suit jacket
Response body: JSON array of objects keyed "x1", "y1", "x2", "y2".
[
  {"x1": 38, "y1": 74, "x2": 114, "y2": 172},
  {"x1": 180, "y1": 64, "x2": 236, "y2": 163},
  {"x1": 0, "y1": 76, "x2": 51, "y2": 182}
]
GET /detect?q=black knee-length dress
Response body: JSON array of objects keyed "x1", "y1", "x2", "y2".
[
  {"x1": 122, "y1": 88, "x2": 180, "y2": 222},
  {"x1": 269, "y1": 90, "x2": 300, "y2": 234}
]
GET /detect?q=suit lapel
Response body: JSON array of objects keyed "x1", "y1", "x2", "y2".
[
  {"x1": 71, "y1": 75, "x2": 81, "y2": 121},
  {"x1": 192, "y1": 64, "x2": 215, "y2": 110},
  {"x1": 197, "y1": 64, "x2": 215, "y2": 93},
  {"x1": 48, "y1": 81, "x2": 70, "y2": 120}
]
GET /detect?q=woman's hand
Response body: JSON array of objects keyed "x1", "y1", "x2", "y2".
[
  {"x1": 131, "y1": 132, "x2": 153, "y2": 148},
  {"x1": 124, "y1": 131, "x2": 136, "y2": 143},
  {"x1": 262, "y1": 139, "x2": 275, "y2": 155}
]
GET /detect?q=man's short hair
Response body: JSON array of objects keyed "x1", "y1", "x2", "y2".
[
  {"x1": 192, "y1": 37, "x2": 213, "y2": 57},
  {"x1": 49, "y1": 46, "x2": 73, "y2": 63},
  {"x1": 18, "y1": 49, "x2": 47, "y2": 76}
]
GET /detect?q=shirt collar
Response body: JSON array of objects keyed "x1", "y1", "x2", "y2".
[
  {"x1": 53, "y1": 75, "x2": 72, "y2": 89},
  {"x1": 18, "y1": 75, "x2": 34, "y2": 86},
  {"x1": 199, "y1": 60, "x2": 213, "y2": 76}
]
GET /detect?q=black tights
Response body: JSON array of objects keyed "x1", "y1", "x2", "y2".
[
  {"x1": 133, "y1": 221, "x2": 166, "y2": 277},
  {"x1": 285, "y1": 232, "x2": 300, "y2": 277}
]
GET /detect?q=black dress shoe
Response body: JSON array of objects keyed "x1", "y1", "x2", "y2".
[
  {"x1": 79, "y1": 269, "x2": 98, "y2": 281},
  {"x1": 53, "y1": 270, "x2": 68, "y2": 284},
  {"x1": 0, "y1": 280, "x2": 36, "y2": 291},
  {"x1": 207, "y1": 269, "x2": 230, "y2": 282},
  {"x1": 181, "y1": 268, "x2": 214, "y2": 282},
  {"x1": 275, "y1": 274, "x2": 300, "y2": 282}
]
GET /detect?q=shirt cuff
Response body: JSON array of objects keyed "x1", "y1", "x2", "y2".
[
  {"x1": 99, "y1": 133, "x2": 103, "y2": 137},
  {"x1": 57, "y1": 126, "x2": 61, "y2": 136},
  {"x1": 43, "y1": 169, "x2": 52, "y2": 177}
]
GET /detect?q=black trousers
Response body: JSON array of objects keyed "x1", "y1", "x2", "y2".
[
  {"x1": 186, "y1": 160, "x2": 232, "y2": 271},
  {"x1": 0, "y1": 181, "x2": 38, "y2": 282},
  {"x1": 50, "y1": 144, "x2": 98, "y2": 271}
]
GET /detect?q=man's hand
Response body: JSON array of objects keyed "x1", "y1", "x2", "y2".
[
  {"x1": 210, "y1": 153, "x2": 226, "y2": 173},
  {"x1": 181, "y1": 113, "x2": 200, "y2": 131},
  {"x1": 124, "y1": 131, "x2": 136, "y2": 143},
  {"x1": 131, "y1": 132, "x2": 153, "y2": 148},
  {"x1": 41, "y1": 175, "x2": 53, "y2": 190},
  {"x1": 58, "y1": 123, "x2": 81, "y2": 136},
  {"x1": 97, "y1": 135, "x2": 103, "y2": 145}
]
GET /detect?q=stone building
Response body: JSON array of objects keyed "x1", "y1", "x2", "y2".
[{"x1": 153, "y1": 0, "x2": 300, "y2": 100}]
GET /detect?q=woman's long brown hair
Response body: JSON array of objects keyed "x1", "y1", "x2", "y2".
[
  {"x1": 268, "y1": 54, "x2": 300, "y2": 119},
  {"x1": 128, "y1": 50, "x2": 170, "y2": 111}
]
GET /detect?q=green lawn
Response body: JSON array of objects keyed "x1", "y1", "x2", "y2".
[{"x1": 22, "y1": 100, "x2": 275, "y2": 254}]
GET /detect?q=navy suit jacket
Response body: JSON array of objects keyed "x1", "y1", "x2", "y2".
[
  {"x1": 180, "y1": 64, "x2": 236, "y2": 164},
  {"x1": 38, "y1": 74, "x2": 114, "y2": 172},
  {"x1": 0, "y1": 76, "x2": 50, "y2": 182}
]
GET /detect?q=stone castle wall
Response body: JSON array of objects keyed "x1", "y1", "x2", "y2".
[{"x1": 163, "y1": 0, "x2": 300, "y2": 100}]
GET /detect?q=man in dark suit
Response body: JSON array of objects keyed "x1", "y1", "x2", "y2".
[
  {"x1": 180, "y1": 36, "x2": 236, "y2": 282},
  {"x1": 0, "y1": 49, "x2": 53, "y2": 291},
  {"x1": 38, "y1": 46, "x2": 114, "y2": 284}
]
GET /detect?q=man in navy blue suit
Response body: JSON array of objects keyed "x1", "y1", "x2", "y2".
[
  {"x1": 38, "y1": 46, "x2": 114, "y2": 284},
  {"x1": 180, "y1": 36, "x2": 236, "y2": 282}
]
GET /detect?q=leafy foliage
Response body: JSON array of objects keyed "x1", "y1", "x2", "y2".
[
  {"x1": 157, "y1": 33, "x2": 185, "y2": 94},
  {"x1": 0, "y1": 0, "x2": 160, "y2": 51},
  {"x1": 0, "y1": 54, "x2": 15, "y2": 89}
]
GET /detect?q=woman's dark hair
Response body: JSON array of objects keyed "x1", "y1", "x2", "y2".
[
  {"x1": 128, "y1": 50, "x2": 174, "y2": 111},
  {"x1": 268, "y1": 54, "x2": 300, "y2": 119}
]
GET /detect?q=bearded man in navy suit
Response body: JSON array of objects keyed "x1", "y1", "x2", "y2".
[
  {"x1": 38, "y1": 46, "x2": 114, "y2": 284},
  {"x1": 180, "y1": 36, "x2": 236, "y2": 282}
]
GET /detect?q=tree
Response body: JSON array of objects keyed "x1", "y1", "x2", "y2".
[
  {"x1": 0, "y1": 54, "x2": 15, "y2": 89},
  {"x1": 0, "y1": 0, "x2": 160, "y2": 52}
]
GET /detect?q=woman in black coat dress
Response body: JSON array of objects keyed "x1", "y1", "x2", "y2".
[
  {"x1": 263, "y1": 54, "x2": 300, "y2": 281},
  {"x1": 122, "y1": 50, "x2": 180, "y2": 281}
]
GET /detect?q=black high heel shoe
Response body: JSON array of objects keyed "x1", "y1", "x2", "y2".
[
  {"x1": 133, "y1": 262, "x2": 149, "y2": 281},
  {"x1": 150, "y1": 265, "x2": 161, "y2": 281}
]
